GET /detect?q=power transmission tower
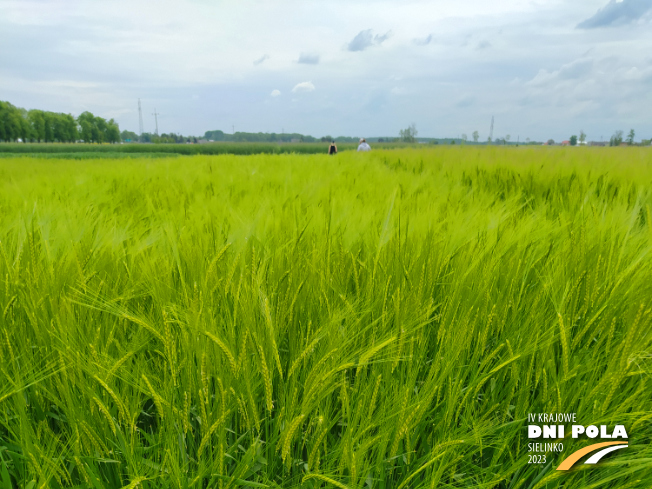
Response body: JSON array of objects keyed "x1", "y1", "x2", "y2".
[
  {"x1": 488, "y1": 116, "x2": 494, "y2": 144},
  {"x1": 138, "y1": 99, "x2": 144, "y2": 138},
  {"x1": 152, "y1": 109, "x2": 160, "y2": 136}
]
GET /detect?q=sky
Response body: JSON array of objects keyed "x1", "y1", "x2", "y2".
[{"x1": 1, "y1": 0, "x2": 651, "y2": 142}]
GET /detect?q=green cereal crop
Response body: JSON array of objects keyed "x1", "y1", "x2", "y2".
[{"x1": 0, "y1": 147, "x2": 650, "y2": 488}]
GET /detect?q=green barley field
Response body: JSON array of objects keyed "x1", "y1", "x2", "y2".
[{"x1": 0, "y1": 147, "x2": 651, "y2": 489}]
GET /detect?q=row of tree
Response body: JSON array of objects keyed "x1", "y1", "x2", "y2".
[
  {"x1": 0, "y1": 100, "x2": 120, "y2": 143},
  {"x1": 202, "y1": 130, "x2": 363, "y2": 144},
  {"x1": 608, "y1": 129, "x2": 637, "y2": 146},
  {"x1": 567, "y1": 131, "x2": 587, "y2": 146},
  {"x1": 568, "y1": 129, "x2": 645, "y2": 146},
  {"x1": 204, "y1": 129, "x2": 318, "y2": 143},
  {"x1": 120, "y1": 130, "x2": 199, "y2": 144}
]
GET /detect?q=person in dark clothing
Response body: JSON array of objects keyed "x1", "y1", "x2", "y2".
[{"x1": 328, "y1": 140, "x2": 338, "y2": 155}]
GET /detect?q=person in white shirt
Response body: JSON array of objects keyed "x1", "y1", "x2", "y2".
[{"x1": 357, "y1": 138, "x2": 371, "y2": 151}]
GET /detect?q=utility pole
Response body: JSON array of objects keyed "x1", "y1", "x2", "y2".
[
  {"x1": 152, "y1": 109, "x2": 160, "y2": 136},
  {"x1": 138, "y1": 99, "x2": 144, "y2": 139},
  {"x1": 488, "y1": 116, "x2": 494, "y2": 144},
  {"x1": 232, "y1": 124, "x2": 235, "y2": 135}
]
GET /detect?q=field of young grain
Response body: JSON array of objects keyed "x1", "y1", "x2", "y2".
[{"x1": 0, "y1": 147, "x2": 650, "y2": 488}]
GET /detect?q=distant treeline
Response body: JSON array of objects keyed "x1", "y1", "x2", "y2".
[
  {"x1": 203, "y1": 130, "x2": 360, "y2": 143},
  {"x1": 0, "y1": 100, "x2": 120, "y2": 143},
  {"x1": 120, "y1": 130, "x2": 196, "y2": 144},
  {"x1": 121, "y1": 130, "x2": 361, "y2": 144}
]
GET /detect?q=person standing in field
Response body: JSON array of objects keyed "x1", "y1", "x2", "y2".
[
  {"x1": 328, "y1": 140, "x2": 338, "y2": 155},
  {"x1": 357, "y1": 138, "x2": 371, "y2": 151}
]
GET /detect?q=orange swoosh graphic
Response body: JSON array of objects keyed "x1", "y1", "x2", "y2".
[{"x1": 556, "y1": 441, "x2": 628, "y2": 471}]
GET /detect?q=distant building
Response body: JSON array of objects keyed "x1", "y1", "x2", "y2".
[{"x1": 561, "y1": 140, "x2": 570, "y2": 146}]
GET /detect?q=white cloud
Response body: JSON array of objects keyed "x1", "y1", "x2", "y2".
[
  {"x1": 254, "y1": 54, "x2": 270, "y2": 66},
  {"x1": 347, "y1": 29, "x2": 392, "y2": 52},
  {"x1": 291, "y1": 81, "x2": 315, "y2": 93},
  {"x1": 298, "y1": 53, "x2": 320, "y2": 64},
  {"x1": 526, "y1": 58, "x2": 595, "y2": 87},
  {"x1": 578, "y1": 0, "x2": 652, "y2": 29},
  {"x1": 456, "y1": 94, "x2": 475, "y2": 108},
  {"x1": 270, "y1": 89, "x2": 281, "y2": 97},
  {"x1": 413, "y1": 34, "x2": 433, "y2": 46},
  {"x1": 516, "y1": 54, "x2": 652, "y2": 138}
]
